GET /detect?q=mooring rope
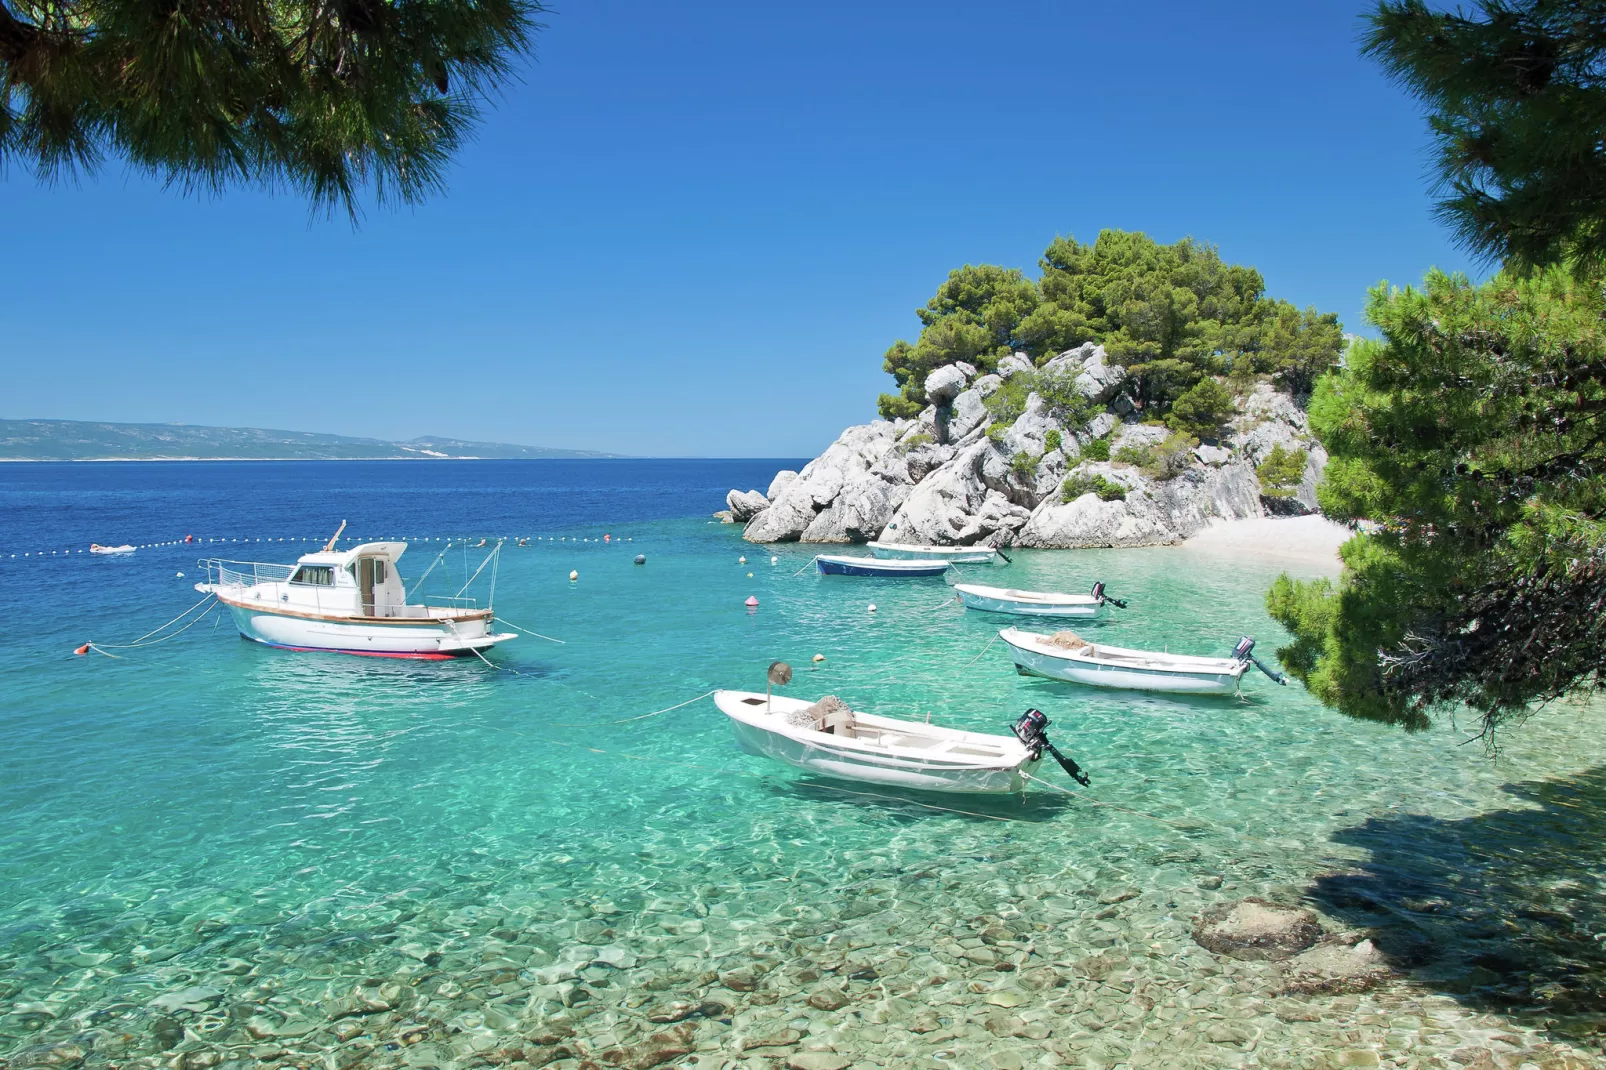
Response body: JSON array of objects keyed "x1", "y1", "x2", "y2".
[
  {"x1": 962, "y1": 634, "x2": 1000, "y2": 668},
  {"x1": 493, "y1": 616, "x2": 565, "y2": 644},
  {"x1": 81, "y1": 595, "x2": 220, "y2": 657},
  {"x1": 792, "y1": 556, "x2": 820, "y2": 578},
  {"x1": 548, "y1": 690, "x2": 717, "y2": 728}
]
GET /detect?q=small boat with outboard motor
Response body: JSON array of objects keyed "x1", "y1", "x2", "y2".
[
  {"x1": 866, "y1": 541, "x2": 1003, "y2": 564},
  {"x1": 712, "y1": 662, "x2": 1089, "y2": 795},
  {"x1": 90, "y1": 543, "x2": 136, "y2": 555},
  {"x1": 952, "y1": 581, "x2": 1127, "y2": 619},
  {"x1": 998, "y1": 628, "x2": 1287, "y2": 695},
  {"x1": 815, "y1": 554, "x2": 951, "y2": 578},
  {"x1": 194, "y1": 522, "x2": 515, "y2": 659}
]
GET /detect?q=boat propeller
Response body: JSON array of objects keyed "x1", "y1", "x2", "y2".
[
  {"x1": 1011, "y1": 708, "x2": 1090, "y2": 786},
  {"x1": 1230, "y1": 637, "x2": 1288, "y2": 685},
  {"x1": 1090, "y1": 581, "x2": 1128, "y2": 609}
]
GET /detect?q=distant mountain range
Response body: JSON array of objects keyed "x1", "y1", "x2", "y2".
[{"x1": 0, "y1": 419, "x2": 623, "y2": 461}]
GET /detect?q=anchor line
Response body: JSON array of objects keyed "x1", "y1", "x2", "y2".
[
  {"x1": 962, "y1": 634, "x2": 999, "y2": 668},
  {"x1": 86, "y1": 595, "x2": 220, "y2": 654},
  {"x1": 548, "y1": 690, "x2": 716, "y2": 728},
  {"x1": 493, "y1": 616, "x2": 565, "y2": 644}
]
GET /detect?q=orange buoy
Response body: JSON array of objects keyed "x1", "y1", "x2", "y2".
[
  {"x1": 74, "y1": 644, "x2": 90, "y2": 656},
  {"x1": 184, "y1": 534, "x2": 193, "y2": 543}
]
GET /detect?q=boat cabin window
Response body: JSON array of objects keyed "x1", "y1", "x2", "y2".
[{"x1": 290, "y1": 565, "x2": 335, "y2": 586}]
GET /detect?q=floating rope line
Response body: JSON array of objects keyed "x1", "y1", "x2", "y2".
[
  {"x1": 494, "y1": 616, "x2": 565, "y2": 644},
  {"x1": 548, "y1": 690, "x2": 716, "y2": 728},
  {"x1": 962, "y1": 634, "x2": 1000, "y2": 668}
]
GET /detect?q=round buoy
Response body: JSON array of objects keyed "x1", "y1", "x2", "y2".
[
  {"x1": 746, "y1": 572, "x2": 753, "y2": 578},
  {"x1": 868, "y1": 603, "x2": 877, "y2": 613},
  {"x1": 634, "y1": 554, "x2": 646, "y2": 565},
  {"x1": 745, "y1": 596, "x2": 759, "y2": 607},
  {"x1": 770, "y1": 556, "x2": 778, "y2": 565},
  {"x1": 569, "y1": 570, "x2": 579, "y2": 581},
  {"x1": 812, "y1": 653, "x2": 826, "y2": 663},
  {"x1": 74, "y1": 644, "x2": 90, "y2": 656},
  {"x1": 738, "y1": 556, "x2": 747, "y2": 565},
  {"x1": 604, "y1": 534, "x2": 611, "y2": 542},
  {"x1": 185, "y1": 534, "x2": 193, "y2": 543},
  {"x1": 175, "y1": 571, "x2": 184, "y2": 578}
]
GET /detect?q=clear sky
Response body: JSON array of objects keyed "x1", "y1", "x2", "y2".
[{"x1": 2, "y1": 0, "x2": 1475, "y2": 458}]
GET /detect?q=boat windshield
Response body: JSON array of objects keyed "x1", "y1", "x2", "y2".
[{"x1": 291, "y1": 565, "x2": 335, "y2": 586}]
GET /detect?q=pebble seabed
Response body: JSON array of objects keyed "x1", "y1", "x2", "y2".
[{"x1": 4, "y1": 529, "x2": 1606, "y2": 1070}]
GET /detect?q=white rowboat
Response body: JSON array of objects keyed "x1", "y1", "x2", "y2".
[
  {"x1": 714, "y1": 690, "x2": 1045, "y2": 794},
  {"x1": 1000, "y1": 628, "x2": 1255, "y2": 695},
  {"x1": 954, "y1": 582, "x2": 1108, "y2": 618},
  {"x1": 866, "y1": 541, "x2": 998, "y2": 564}
]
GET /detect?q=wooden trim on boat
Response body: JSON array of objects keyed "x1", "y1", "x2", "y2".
[{"x1": 213, "y1": 590, "x2": 492, "y2": 626}]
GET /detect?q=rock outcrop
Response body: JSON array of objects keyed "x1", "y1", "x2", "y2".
[
  {"x1": 1192, "y1": 898, "x2": 1323, "y2": 962},
  {"x1": 729, "y1": 346, "x2": 1328, "y2": 549}
]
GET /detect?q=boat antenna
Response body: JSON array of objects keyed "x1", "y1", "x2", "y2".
[
  {"x1": 323, "y1": 520, "x2": 347, "y2": 552},
  {"x1": 766, "y1": 661, "x2": 792, "y2": 713}
]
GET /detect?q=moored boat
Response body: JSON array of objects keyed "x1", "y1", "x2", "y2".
[
  {"x1": 195, "y1": 526, "x2": 515, "y2": 659},
  {"x1": 866, "y1": 541, "x2": 999, "y2": 564},
  {"x1": 998, "y1": 628, "x2": 1285, "y2": 695},
  {"x1": 815, "y1": 554, "x2": 950, "y2": 577},
  {"x1": 713, "y1": 687, "x2": 1088, "y2": 794},
  {"x1": 953, "y1": 581, "x2": 1124, "y2": 618}
]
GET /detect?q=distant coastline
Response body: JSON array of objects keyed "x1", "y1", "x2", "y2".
[
  {"x1": 0, "y1": 418, "x2": 623, "y2": 462},
  {"x1": 0, "y1": 455, "x2": 635, "y2": 462}
]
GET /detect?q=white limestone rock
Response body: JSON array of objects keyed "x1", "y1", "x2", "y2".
[
  {"x1": 742, "y1": 422, "x2": 913, "y2": 544},
  {"x1": 997, "y1": 393, "x2": 1058, "y2": 461},
  {"x1": 725, "y1": 488, "x2": 769, "y2": 522},
  {"x1": 1194, "y1": 443, "x2": 1233, "y2": 467},
  {"x1": 996, "y1": 352, "x2": 1035, "y2": 379},
  {"x1": 1042, "y1": 343, "x2": 1126, "y2": 404},
  {"x1": 946, "y1": 375, "x2": 1002, "y2": 441},
  {"x1": 766, "y1": 470, "x2": 798, "y2": 501},
  {"x1": 1016, "y1": 462, "x2": 1262, "y2": 548},
  {"x1": 924, "y1": 365, "x2": 969, "y2": 407},
  {"x1": 1232, "y1": 384, "x2": 1329, "y2": 513},
  {"x1": 880, "y1": 443, "x2": 1028, "y2": 546}
]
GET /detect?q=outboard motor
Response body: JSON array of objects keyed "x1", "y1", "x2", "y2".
[
  {"x1": 1090, "y1": 581, "x2": 1128, "y2": 609},
  {"x1": 1011, "y1": 708, "x2": 1091, "y2": 786},
  {"x1": 1231, "y1": 636, "x2": 1288, "y2": 685}
]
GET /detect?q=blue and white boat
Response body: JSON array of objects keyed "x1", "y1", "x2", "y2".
[
  {"x1": 815, "y1": 554, "x2": 950, "y2": 578},
  {"x1": 866, "y1": 541, "x2": 998, "y2": 564},
  {"x1": 998, "y1": 629, "x2": 1285, "y2": 695},
  {"x1": 953, "y1": 582, "x2": 1113, "y2": 619}
]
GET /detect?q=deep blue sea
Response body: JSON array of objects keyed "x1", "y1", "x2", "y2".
[{"x1": 2, "y1": 460, "x2": 1604, "y2": 1069}]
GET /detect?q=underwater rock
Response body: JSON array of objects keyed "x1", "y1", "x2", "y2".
[
  {"x1": 1192, "y1": 897, "x2": 1322, "y2": 962},
  {"x1": 1280, "y1": 937, "x2": 1396, "y2": 994}
]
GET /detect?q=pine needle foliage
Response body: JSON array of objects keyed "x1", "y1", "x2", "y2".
[
  {"x1": 1266, "y1": 266, "x2": 1606, "y2": 734},
  {"x1": 1363, "y1": 0, "x2": 1606, "y2": 273},
  {"x1": 0, "y1": 0, "x2": 540, "y2": 216}
]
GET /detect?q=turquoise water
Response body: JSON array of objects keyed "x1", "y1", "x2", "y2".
[{"x1": 3, "y1": 462, "x2": 1605, "y2": 1069}]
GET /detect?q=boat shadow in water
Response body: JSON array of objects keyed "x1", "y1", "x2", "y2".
[
  {"x1": 1309, "y1": 765, "x2": 1606, "y2": 1040},
  {"x1": 1012, "y1": 675, "x2": 1281, "y2": 711},
  {"x1": 760, "y1": 775, "x2": 1078, "y2": 824}
]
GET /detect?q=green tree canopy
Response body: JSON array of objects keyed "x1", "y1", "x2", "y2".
[
  {"x1": 1266, "y1": 266, "x2": 1605, "y2": 734},
  {"x1": 1363, "y1": 0, "x2": 1606, "y2": 272},
  {"x1": 0, "y1": 0, "x2": 538, "y2": 214},
  {"x1": 878, "y1": 229, "x2": 1344, "y2": 419}
]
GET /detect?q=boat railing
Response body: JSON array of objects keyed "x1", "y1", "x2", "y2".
[
  {"x1": 423, "y1": 595, "x2": 479, "y2": 611},
  {"x1": 199, "y1": 558, "x2": 297, "y2": 589}
]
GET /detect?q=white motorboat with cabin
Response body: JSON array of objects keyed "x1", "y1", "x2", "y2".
[
  {"x1": 953, "y1": 581, "x2": 1125, "y2": 618},
  {"x1": 866, "y1": 541, "x2": 999, "y2": 564},
  {"x1": 712, "y1": 663, "x2": 1090, "y2": 794},
  {"x1": 998, "y1": 628, "x2": 1286, "y2": 695},
  {"x1": 195, "y1": 523, "x2": 515, "y2": 659}
]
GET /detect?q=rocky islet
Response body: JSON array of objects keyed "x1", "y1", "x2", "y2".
[{"x1": 726, "y1": 345, "x2": 1326, "y2": 548}]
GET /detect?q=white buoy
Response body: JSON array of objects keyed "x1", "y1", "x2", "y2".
[
  {"x1": 770, "y1": 556, "x2": 778, "y2": 565},
  {"x1": 569, "y1": 570, "x2": 579, "y2": 581},
  {"x1": 868, "y1": 603, "x2": 877, "y2": 613},
  {"x1": 812, "y1": 653, "x2": 826, "y2": 663},
  {"x1": 176, "y1": 571, "x2": 184, "y2": 578},
  {"x1": 738, "y1": 556, "x2": 747, "y2": 565}
]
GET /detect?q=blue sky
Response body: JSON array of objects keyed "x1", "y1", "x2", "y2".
[{"x1": 3, "y1": 0, "x2": 1474, "y2": 457}]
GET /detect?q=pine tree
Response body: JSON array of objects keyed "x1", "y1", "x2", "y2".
[{"x1": 0, "y1": 0, "x2": 539, "y2": 215}]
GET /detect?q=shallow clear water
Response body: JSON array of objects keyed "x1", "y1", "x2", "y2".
[{"x1": 2, "y1": 461, "x2": 1604, "y2": 1069}]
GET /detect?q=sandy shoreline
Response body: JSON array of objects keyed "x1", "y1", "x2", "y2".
[{"x1": 1181, "y1": 514, "x2": 1353, "y2": 569}]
